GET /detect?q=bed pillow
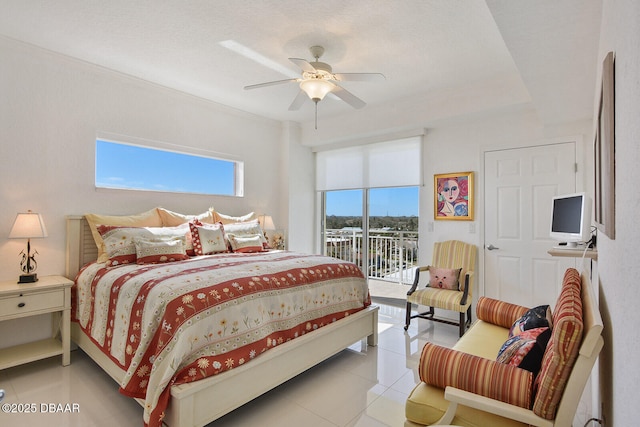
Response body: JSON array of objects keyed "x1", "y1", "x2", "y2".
[
  {"x1": 134, "y1": 237, "x2": 189, "y2": 265},
  {"x1": 98, "y1": 225, "x2": 192, "y2": 266},
  {"x1": 85, "y1": 208, "x2": 163, "y2": 263},
  {"x1": 509, "y1": 305, "x2": 553, "y2": 337},
  {"x1": 212, "y1": 211, "x2": 256, "y2": 225},
  {"x1": 189, "y1": 221, "x2": 227, "y2": 255},
  {"x1": 427, "y1": 267, "x2": 462, "y2": 290},
  {"x1": 227, "y1": 234, "x2": 265, "y2": 253},
  {"x1": 497, "y1": 327, "x2": 552, "y2": 375},
  {"x1": 223, "y1": 220, "x2": 269, "y2": 248},
  {"x1": 157, "y1": 207, "x2": 216, "y2": 227}
]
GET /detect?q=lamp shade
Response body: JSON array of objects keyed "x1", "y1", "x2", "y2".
[
  {"x1": 259, "y1": 215, "x2": 276, "y2": 231},
  {"x1": 9, "y1": 211, "x2": 48, "y2": 239},
  {"x1": 300, "y1": 79, "x2": 333, "y2": 102}
]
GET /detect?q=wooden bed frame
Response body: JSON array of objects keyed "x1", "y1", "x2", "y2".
[{"x1": 65, "y1": 216, "x2": 379, "y2": 427}]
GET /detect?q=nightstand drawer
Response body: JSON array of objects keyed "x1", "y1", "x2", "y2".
[{"x1": 0, "y1": 290, "x2": 64, "y2": 317}]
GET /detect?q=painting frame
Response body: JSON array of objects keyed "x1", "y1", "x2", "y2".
[
  {"x1": 594, "y1": 51, "x2": 615, "y2": 239},
  {"x1": 434, "y1": 171, "x2": 474, "y2": 221}
]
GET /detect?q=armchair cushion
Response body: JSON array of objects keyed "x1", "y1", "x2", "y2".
[
  {"x1": 427, "y1": 266, "x2": 462, "y2": 290},
  {"x1": 476, "y1": 297, "x2": 529, "y2": 329},
  {"x1": 419, "y1": 342, "x2": 534, "y2": 409},
  {"x1": 408, "y1": 287, "x2": 471, "y2": 312}
]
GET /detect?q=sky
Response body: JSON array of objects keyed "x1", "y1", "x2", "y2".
[
  {"x1": 326, "y1": 187, "x2": 419, "y2": 217},
  {"x1": 95, "y1": 140, "x2": 236, "y2": 195}
]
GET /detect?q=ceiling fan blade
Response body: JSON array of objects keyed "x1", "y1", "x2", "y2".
[
  {"x1": 333, "y1": 73, "x2": 386, "y2": 82},
  {"x1": 288, "y1": 90, "x2": 308, "y2": 111},
  {"x1": 289, "y1": 58, "x2": 317, "y2": 73},
  {"x1": 330, "y1": 83, "x2": 366, "y2": 109},
  {"x1": 244, "y1": 78, "x2": 298, "y2": 90}
]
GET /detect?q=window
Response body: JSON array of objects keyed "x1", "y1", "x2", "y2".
[{"x1": 95, "y1": 139, "x2": 243, "y2": 196}]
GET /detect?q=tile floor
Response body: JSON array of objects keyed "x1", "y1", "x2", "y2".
[{"x1": 0, "y1": 298, "x2": 459, "y2": 427}]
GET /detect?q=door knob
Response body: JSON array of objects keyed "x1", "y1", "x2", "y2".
[{"x1": 487, "y1": 244, "x2": 499, "y2": 251}]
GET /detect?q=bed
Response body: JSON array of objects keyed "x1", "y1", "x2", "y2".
[{"x1": 65, "y1": 214, "x2": 378, "y2": 427}]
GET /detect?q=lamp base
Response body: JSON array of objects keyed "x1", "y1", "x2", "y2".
[{"x1": 18, "y1": 273, "x2": 38, "y2": 284}]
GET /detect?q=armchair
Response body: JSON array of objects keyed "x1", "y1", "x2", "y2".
[{"x1": 405, "y1": 240, "x2": 477, "y2": 336}]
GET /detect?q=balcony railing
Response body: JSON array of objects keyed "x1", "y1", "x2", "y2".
[{"x1": 324, "y1": 228, "x2": 418, "y2": 284}]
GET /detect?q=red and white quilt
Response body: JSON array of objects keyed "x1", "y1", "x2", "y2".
[{"x1": 73, "y1": 251, "x2": 370, "y2": 427}]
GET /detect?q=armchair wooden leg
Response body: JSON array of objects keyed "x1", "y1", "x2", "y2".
[
  {"x1": 459, "y1": 312, "x2": 465, "y2": 337},
  {"x1": 404, "y1": 301, "x2": 412, "y2": 331}
]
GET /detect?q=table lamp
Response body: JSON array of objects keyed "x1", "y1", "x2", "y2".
[
  {"x1": 9, "y1": 210, "x2": 48, "y2": 283},
  {"x1": 259, "y1": 215, "x2": 276, "y2": 239}
]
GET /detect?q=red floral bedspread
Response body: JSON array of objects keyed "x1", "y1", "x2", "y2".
[{"x1": 73, "y1": 251, "x2": 370, "y2": 427}]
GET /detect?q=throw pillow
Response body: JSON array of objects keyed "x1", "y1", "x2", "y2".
[
  {"x1": 134, "y1": 237, "x2": 189, "y2": 265},
  {"x1": 427, "y1": 267, "x2": 462, "y2": 290},
  {"x1": 227, "y1": 234, "x2": 265, "y2": 253},
  {"x1": 497, "y1": 327, "x2": 551, "y2": 375},
  {"x1": 189, "y1": 221, "x2": 228, "y2": 255},
  {"x1": 509, "y1": 305, "x2": 553, "y2": 337}
]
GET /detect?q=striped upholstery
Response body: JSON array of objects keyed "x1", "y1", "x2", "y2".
[
  {"x1": 476, "y1": 297, "x2": 529, "y2": 329},
  {"x1": 532, "y1": 268, "x2": 583, "y2": 419},
  {"x1": 431, "y1": 240, "x2": 476, "y2": 295},
  {"x1": 411, "y1": 286, "x2": 470, "y2": 312},
  {"x1": 419, "y1": 342, "x2": 534, "y2": 409},
  {"x1": 406, "y1": 241, "x2": 477, "y2": 333}
]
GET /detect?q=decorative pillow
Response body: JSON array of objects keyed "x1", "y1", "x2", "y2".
[
  {"x1": 497, "y1": 327, "x2": 551, "y2": 375},
  {"x1": 427, "y1": 267, "x2": 462, "y2": 290},
  {"x1": 134, "y1": 237, "x2": 189, "y2": 265},
  {"x1": 509, "y1": 305, "x2": 553, "y2": 337},
  {"x1": 223, "y1": 220, "x2": 268, "y2": 248},
  {"x1": 212, "y1": 211, "x2": 256, "y2": 225},
  {"x1": 85, "y1": 208, "x2": 163, "y2": 263},
  {"x1": 189, "y1": 221, "x2": 227, "y2": 255},
  {"x1": 227, "y1": 234, "x2": 265, "y2": 253},
  {"x1": 157, "y1": 207, "x2": 215, "y2": 227},
  {"x1": 98, "y1": 225, "x2": 192, "y2": 266}
]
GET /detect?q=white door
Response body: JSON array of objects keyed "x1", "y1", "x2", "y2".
[{"x1": 484, "y1": 143, "x2": 577, "y2": 308}]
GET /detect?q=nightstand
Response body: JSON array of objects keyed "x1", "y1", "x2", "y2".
[{"x1": 0, "y1": 275, "x2": 73, "y2": 369}]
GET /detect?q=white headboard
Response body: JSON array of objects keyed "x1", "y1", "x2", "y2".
[{"x1": 66, "y1": 216, "x2": 98, "y2": 279}]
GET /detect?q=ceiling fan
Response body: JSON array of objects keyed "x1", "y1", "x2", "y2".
[{"x1": 244, "y1": 46, "x2": 385, "y2": 127}]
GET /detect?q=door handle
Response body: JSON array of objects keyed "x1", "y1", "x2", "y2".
[{"x1": 486, "y1": 244, "x2": 499, "y2": 251}]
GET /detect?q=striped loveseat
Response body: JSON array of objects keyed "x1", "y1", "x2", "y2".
[{"x1": 405, "y1": 268, "x2": 603, "y2": 427}]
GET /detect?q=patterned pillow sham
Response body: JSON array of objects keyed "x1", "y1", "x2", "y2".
[
  {"x1": 86, "y1": 208, "x2": 163, "y2": 263},
  {"x1": 497, "y1": 327, "x2": 552, "y2": 375},
  {"x1": 98, "y1": 224, "x2": 192, "y2": 266},
  {"x1": 134, "y1": 237, "x2": 189, "y2": 265},
  {"x1": 189, "y1": 221, "x2": 227, "y2": 255},
  {"x1": 223, "y1": 220, "x2": 269, "y2": 248},
  {"x1": 427, "y1": 267, "x2": 462, "y2": 290}
]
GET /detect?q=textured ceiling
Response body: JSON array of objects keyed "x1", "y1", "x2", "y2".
[{"x1": 0, "y1": 0, "x2": 602, "y2": 134}]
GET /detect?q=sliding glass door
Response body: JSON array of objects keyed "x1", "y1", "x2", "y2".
[{"x1": 322, "y1": 187, "x2": 418, "y2": 284}]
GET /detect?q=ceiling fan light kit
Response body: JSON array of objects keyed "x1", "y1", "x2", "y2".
[{"x1": 244, "y1": 45, "x2": 384, "y2": 128}]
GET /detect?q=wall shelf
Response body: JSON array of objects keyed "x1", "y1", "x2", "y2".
[{"x1": 548, "y1": 247, "x2": 598, "y2": 260}]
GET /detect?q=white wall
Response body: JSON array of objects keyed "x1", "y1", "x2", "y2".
[
  {"x1": 0, "y1": 36, "x2": 291, "y2": 346},
  {"x1": 595, "y1": 1, "x2": 640, "y2": 425},
  {"x1": 0, "y1": 36, "x2": 287, "y2": 281}
]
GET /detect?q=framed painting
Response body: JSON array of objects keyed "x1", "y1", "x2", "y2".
[
  {"x1": 434, "y1": 171, "x2": 474, "y2": 220},
  {"x1": 594, "y1": 51, "x2": 615, "y2": 239}
]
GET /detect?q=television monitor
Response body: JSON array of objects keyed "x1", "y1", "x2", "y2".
[{"x1": 550, "y1": 192, "x2": 592, "y2": 247}]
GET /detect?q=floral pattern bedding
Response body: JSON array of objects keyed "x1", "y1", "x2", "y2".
[{"x1": 73, "y1": 250, "x2": 370, "y2": 427}]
